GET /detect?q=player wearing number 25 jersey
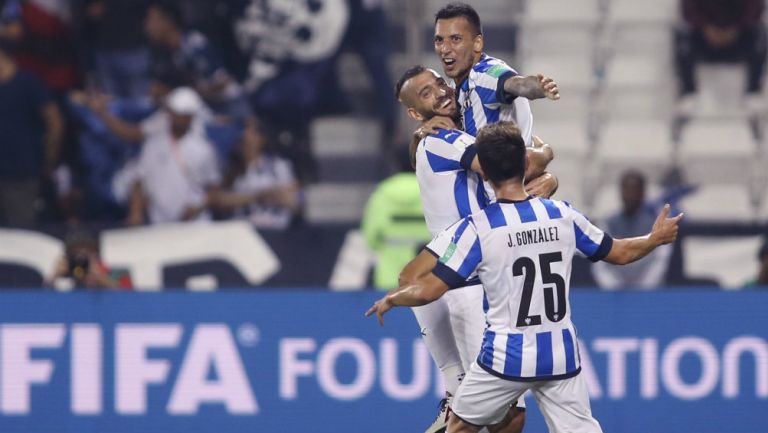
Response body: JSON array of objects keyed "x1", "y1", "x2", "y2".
[
  {"x1": 430, "y1": 192, "x2": 602, "y2": 381},
  {"x1": 367, "y1": 121, "x2": 683, "y2": 433}
]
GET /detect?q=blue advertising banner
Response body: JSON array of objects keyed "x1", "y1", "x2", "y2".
[{"x1": 0, "y1": 290, "x2": 765, "y2": 433}]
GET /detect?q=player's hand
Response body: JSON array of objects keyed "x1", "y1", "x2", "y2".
[
  {"x1": 538, "y1": 74, "x2": 560, "y2": 101},
  {"x1": 525, "y1": 172, "x2": 558, "y2": 198},
  {"x1": 415, "y1": 115, "x2": 455, "y2": 140},
  {"x1": 365, "y1": 296, "x2": 394, "y2": 326},
  {"x1": 649, "y1": 204, "x2": 684, "y2": 246},
  {"x1": 532, "y1": 135, "x2": 547, "y2": 149}
]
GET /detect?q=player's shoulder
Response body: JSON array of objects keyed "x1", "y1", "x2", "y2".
[
  {"x1": 451, "y1": 213, "x2": 481, "y2": 237},
  {"x1": 424, "y1": 128, "x2": 474, "y2": 146},
  {"x1": 472, "y1": 54, "x2": 518, "y2": 77},
  {"x1": 535, "y1": 197, "x2": 582, "y2": 219}
]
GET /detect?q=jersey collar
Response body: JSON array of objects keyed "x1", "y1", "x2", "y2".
[
  {"x1": 497, "y1": 196, "x2": 534, "y2": 204},
  {"x1": 458, "y1": 53, "x2": 489, "y2": 92}
]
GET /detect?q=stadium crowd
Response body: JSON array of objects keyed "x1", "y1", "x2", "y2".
[
  {"x1": 0, "y1": 0, "x2": 765, "y2": 291},
  {"x1": 0, "y1": 0, "x2": 394, "y2": 229}
]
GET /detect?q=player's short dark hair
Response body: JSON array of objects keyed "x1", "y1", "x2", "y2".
[
  {"x1": 435, "y1": 2, "x2": 483, "y2": 36},
  {"x1": 476, "y1": 122, "x2": 526, "y2": 185},
  {"x1": 395, "y1": 65, "x2": 427, "y2": 100},
  {"x1": 149, "y1": 0, "x2": 184, "y2": 27}
]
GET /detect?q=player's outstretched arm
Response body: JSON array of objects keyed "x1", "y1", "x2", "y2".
[
  {"x1": 504, "y1": 74, "x2": 560, "y2": 101},
  {"x1": 365, "y1": 273, "x2": 449, "y2": 326},
  {"x1": 399, "y1": 249, "x2": 438, "y2": 287},
  {"x1": 603, "y1": 204, "x2": 684, "y2": 265}
]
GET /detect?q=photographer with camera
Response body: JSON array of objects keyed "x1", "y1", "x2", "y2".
[{"x1": 47, "y1": 231, "x2": 132, "y2": 290}]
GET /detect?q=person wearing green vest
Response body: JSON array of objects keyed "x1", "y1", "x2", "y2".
[{"x1": 362, "y1": 152, "x2": 432, "y2": 290}]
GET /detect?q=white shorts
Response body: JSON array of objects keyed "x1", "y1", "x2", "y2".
[
  {"x1": 443, "y1": 284, "x2": 485, "y2": 370},
  {"x1": 452, "y1": 362, "x2": 601, "y2": 433},
  {"x1": 444, "y1": 284, "x2": 526, "y2": 410}
]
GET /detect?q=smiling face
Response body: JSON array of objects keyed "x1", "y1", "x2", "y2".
[
  {"x1": 399, "y1": 69, "x2": 458, "y2": 122},
  {"x1": 434, "y1": 16, "x2": 483, "y2": 84}
]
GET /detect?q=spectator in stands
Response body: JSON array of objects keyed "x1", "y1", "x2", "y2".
[
  {"x1": 210, "y1": 118, "x2": 300, "y2": 229},
  {"x1": 47, "y1": 230, "x2": 132, "y2": 289},
  {"x1": 127, "y1": 87, "x2": 221, "y2": 225},
  {"x1": 674, "y1": 0, "x2": 767, "y2": 113},
  {"x1": 1, "y1": 1, "x2": 84, "y2": 224},
  {"x1": 3, "y1": 0, "x2": 79, "y2": 96},
  {"x1": 0, "y1": 38, "x2": 63, "y2": 226},
  {"x1": 361, "y1": 147, "x2": 431, "y2": 290},
  {"x1": 144, "y1": 0, "x2": 248, "y2": 118},
  {"x1": 744, "y1": 237, "x2": 768, "y2": 287},
  {"x1": 67, "y1": 65, "x2": 184, "y2": 220},
  {"x1": 336, "y1": 0, "x2": 397, "y2": 170},
  {"x1": 175, "y1": 0, "x2": 245, "y2": 80},
  {"x1": 592, "y1": 170, "x2": 673, "y2": 289},
  {"x1": 233, "y1": 0, "x2": 352, "y2": 184},
  {"x1": 0, "y1": 0, "x2": 22, "y2": 40},
  {"x1": 80, "y1": 0, "x2": 152, "y2": 99}
]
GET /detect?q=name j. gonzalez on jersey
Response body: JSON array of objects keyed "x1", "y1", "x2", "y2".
[{"x1": 507, "y1": 226, "x2": 560, "y2": 247}]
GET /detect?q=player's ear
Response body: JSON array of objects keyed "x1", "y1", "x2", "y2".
[
  {"x1": 473, "y1": 34, "x2": 483, "y2": 53},
  {"x1": 407, "y1": 107, "x2": 424, "y2": 122},
  {"x1": 523, "y1": 152, "x2": 531, "y2": 179}
]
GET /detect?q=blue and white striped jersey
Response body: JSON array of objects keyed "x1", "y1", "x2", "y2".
[
  {"x1": 415, "y1": 128, "x2": 493, "y2": 238},
  {"x1": 456, "y1": 54, "x2": 533, "y2": 146},
  {"x1": 426, "y1": 197, "x2": 613, "y2": 381}
]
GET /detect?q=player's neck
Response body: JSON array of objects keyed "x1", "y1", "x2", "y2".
[
  {"x1": 453, "y1": 53, "x2": 483, "y2": 86},
  {"x1": 452, "y1": 75, "x2": 465, "y2": 87},
  {"x1": 492, "y1": 179, "x2": 528, "y2": 202}
]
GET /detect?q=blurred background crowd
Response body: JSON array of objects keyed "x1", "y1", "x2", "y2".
[{"x1": 0, "y1": 0, "x2": 765, "y2": 290}]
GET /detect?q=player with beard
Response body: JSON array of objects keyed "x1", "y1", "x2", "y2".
[
  {"x1": 394, "y1": 65, "x2": 556, "y2": 433},
  {"x1": 417, "y1": 2, "x2": 559, "y2": 199},
  {"x1": 368, "y1": 121, "x2": 682, "y2": 433}
]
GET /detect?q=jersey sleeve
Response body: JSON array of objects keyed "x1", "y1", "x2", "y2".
[
  {"x1": 424, "y1": 130, "x2": 476, "y2": 173},
  {"x1": 476, "y1": 63, "x2": 519, "y2": 105},
  {"x1": 568, "y1": 206, "x2": 613, "y2": 262},
  {"x1": 426, "y1": 217, "x2": 482, "y2": 289}
]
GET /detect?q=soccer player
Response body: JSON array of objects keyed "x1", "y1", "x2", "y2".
[
  {"x1": 395, "y1": 65, "x2": 555, "y2": 433},
  {"x1": 416, "y1": 2, "x2": 559, "y2": 199},
  {"x1": 423, "y1": 3, "x2": 558, "y2": 141},
  {"x1": 410, "y1": 5, "x2": 558, "y2": 431},
  {"x1": 367, "y1": 122, "x2": 683, "y2": 433}
]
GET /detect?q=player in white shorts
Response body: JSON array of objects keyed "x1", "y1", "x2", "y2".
[
  {"x1": 367, "y1": 122, "x2": 683, "y2": 433},
  {"x1": 395, "y1": 65, "x2": 557, "y2": 433},
  {"x1": 414, "y1": 5, "x2": 560, "y2": 431}
]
